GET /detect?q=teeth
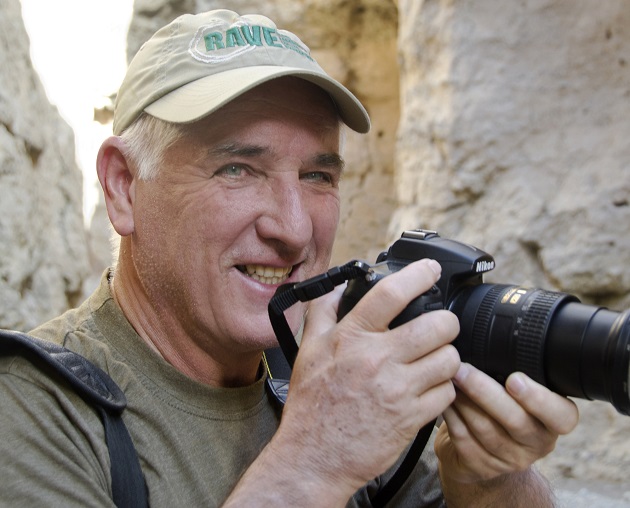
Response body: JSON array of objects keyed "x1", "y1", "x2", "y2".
[{"x1": 243, "y1": 265, "x2": 291, "y2": 285}]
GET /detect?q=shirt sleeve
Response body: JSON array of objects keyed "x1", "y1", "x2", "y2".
[{"x1": 0, "y1": 355, "x2": 115, "y2": 507}]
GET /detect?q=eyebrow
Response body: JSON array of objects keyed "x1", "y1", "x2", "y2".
[
  {"x1": 209, "y1": 142, "x2": 345, "y2": 172},
  {"x1": 208, "y1": 142, "x2": 268, "y2": 158},
  {"x1": 314, "y1": 152, "x2": 345, "y2": 172}
]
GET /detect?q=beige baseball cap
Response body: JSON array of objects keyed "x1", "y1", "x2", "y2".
[{"x1": 113, "y1": 9, "x2": 371, "y2": 135}]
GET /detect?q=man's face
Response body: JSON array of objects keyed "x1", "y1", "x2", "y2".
[{"x1": 129, "y1": 78, "x2": 342, "y2": 357}]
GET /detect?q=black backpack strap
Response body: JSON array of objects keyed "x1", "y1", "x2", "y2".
[{"x1": 0, "y1": 329, "x2": 148, "y2": 508}]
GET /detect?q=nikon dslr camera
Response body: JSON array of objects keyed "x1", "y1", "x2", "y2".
[{"x1": 337, "y1": 229, "x2": 630, "y2": 415}]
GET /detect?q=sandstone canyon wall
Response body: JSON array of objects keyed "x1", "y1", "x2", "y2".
[{"x1": 0, "y1": 0, "x2": 90, "y2": 331}]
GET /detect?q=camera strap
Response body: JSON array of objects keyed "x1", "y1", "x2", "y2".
[
  {"x1": 266, "y1": 261, "x2": 437, "y2": 508},
  {"x1": 268, "y1": 260, "x2": 371, "y2": 368}
]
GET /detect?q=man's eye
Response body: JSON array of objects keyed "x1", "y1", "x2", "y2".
[
  {"x1": 215, "y1": 164, "x2": 245, "y2": 178},
  {"x1": 302, "y1": 171, "x2": 334, "y2": 184}
]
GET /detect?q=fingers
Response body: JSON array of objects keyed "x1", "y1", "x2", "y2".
[
  {"x1": 302, "y1": 285, "x2": 346, "y2": 340},
  {"x1": 437, "y1": 405, "x2": 517, "y2": 481},
  {"x1": 505, "y1": 371, "x2": 579, "y2": 435},
  {"x1": 451, "y1": 364, "x2": 546, "y2": 451},
  {"x1": 337, "y1": 258, "x2": 460, "y2": 361},
  {"x1": 410, "y1": 379, "x2": 458, "y2": 425},
  {"x1": 437, "y1": 363, "x2": 580, "y2": 482},
  {"x1": 453, "y1": 364, "x2": 579, "y2": 440},
  {"x1": 344, "y1": 258, "x2": 443, "y2": 333},
  {"x1": 407, "y1": 344, "x2": 460, "y2": 395},
  {"x1": 304, "y1": 258, "x2": 459, "y2": 362},
  {"x1": 390, "y1": 309, "x2": 460, "y2": 364}
]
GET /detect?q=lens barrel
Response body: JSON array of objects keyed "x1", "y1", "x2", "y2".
[{"x1": 450, "y1": 284, "x2": 630, "y2": 415}]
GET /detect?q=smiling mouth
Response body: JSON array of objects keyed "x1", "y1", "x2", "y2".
[{"x1": 239, "y1": 265, "x2": 293, "y2": 285}]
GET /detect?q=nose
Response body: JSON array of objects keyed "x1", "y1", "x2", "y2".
[{"x1": 255, "y1": 176, "x2": 313, "y2": 252}]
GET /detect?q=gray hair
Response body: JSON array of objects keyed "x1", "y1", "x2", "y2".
[{"x1": 119, "y1": 113, "x2": 187, "y2": 181}]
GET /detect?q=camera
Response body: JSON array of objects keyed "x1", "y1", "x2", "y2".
[{"x1": 336, "y1": 229, "x2": 630, "y2": 415}]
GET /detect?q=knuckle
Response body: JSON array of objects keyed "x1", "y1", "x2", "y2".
[
  {"x1": 355, "y1": 347, "x2": 388, "y2": 378},
  {"x1": 434, "y1": 345, "x2": 461, "y2": 380},
  {"x1": 444, "y1": 344, "x2": 461, "y2": 372},
  {"x1": 379, "y1": 377, "x2": 409, "y2": 405}
]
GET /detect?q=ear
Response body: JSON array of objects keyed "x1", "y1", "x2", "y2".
[{"x1": 96, "y1": 136, "x2": 136, "y2": 237}]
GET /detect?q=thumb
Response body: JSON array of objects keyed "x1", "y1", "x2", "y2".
[{"x1": 301, "y1": 284, "x2": 346, "y2": 344}]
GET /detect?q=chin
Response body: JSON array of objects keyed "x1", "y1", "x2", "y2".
[
  {"x1": 227, "y1": 303, "x2": 304, "y2": 352},
  {"x1": 232, "y1": 333, "x2": 281, "y2": 353}
]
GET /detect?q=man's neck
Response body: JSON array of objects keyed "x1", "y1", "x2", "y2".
[{"x1": 109, "y1": 259, "x2": 263, "y2": 388}]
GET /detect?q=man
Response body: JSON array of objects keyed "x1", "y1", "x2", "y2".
[{"x1": 0, "y1": 9, "x2": 578, "y2": 506}]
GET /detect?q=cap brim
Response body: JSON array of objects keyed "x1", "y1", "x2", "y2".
[{"x1": 144, "y1": 65, "x2": 370, "y2": 134}]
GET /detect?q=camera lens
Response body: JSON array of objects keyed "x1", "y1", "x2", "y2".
[{"x1": 449, "y1": 284, "x2": 630, "y2": 415}]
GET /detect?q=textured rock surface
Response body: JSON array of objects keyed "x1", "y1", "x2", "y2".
[
  {"x1": 0, "y1": 0, "x2": 90, "y2": 330},
  {"x1": 394, "y1": 0, "x2": 630, "y2": 311}
]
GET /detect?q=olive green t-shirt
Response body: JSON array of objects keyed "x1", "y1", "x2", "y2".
[{"x1": 0, "y1": 271, "x2": 444, "y2": 507}]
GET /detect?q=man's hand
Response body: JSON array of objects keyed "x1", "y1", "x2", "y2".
[
  {"x1": 225, "y1": 259, "x2": 461, "y2": 506},
  {"x1": 435, "y1": 362, "x2": 579, "y2": 506},
  {"x1": 279, "y1": 258, "x2": 461, "y2": 494}
]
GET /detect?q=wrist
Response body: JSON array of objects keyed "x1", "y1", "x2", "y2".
[
  {"x1": 438, "y1": 464, "x2": 555, "y2": 508},
  {"x1": 224, "y1": 430, "x2": 359, "y2": 507}
]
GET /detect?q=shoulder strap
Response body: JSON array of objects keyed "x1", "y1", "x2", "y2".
[{"x1": 0, "y1": 329, "x2": 148, "y2": 508}]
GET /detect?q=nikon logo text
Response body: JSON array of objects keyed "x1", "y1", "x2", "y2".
[{"x1": 476, "y1": 260, "x2": 495, "y2": 273}]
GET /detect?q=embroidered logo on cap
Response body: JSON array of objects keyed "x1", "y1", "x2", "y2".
[{"x1": 189, "y1": 17, "x2": 313, "y2": 63}]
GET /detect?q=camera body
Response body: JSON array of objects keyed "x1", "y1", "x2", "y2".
[
  {"x1": 337, "y1": 229, "x2": 630, "y2": 415},
  {"x1": 374, "y1": 229, "x2": 496, "y2": 300},
  {"x1": 337, "y1": 229, "x2": 496, "y2": 328}
]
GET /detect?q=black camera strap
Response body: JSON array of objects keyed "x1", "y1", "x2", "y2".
[
  {"x1": 268, "y1": 260, "x2": 371, "y2": 368},
  {"x1": 267, "y1": 261, "x2": 436, "y2": 508}
]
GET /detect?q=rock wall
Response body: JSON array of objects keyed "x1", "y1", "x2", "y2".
[
  {"x1": 0, "y1": 0, "x2": 90, "y2": 331},
  {"x1": 394, "y1": 0, "x2": 630, "y2": 311}
]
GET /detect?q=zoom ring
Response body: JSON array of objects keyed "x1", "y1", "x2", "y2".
[
  {"x1": 470, "y1": 285, "x2": 506, "y2": 369},
  {"x1": 513, "y1": 290, "x2": 560, "y2": 384}
]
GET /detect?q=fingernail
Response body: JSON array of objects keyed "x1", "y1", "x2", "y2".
[
  {"x1": 427, "y1": 259, "x2": 442, "y2": 277},
  {"x1": 454, "y1": 362, "x2": 470, "y2": 385},
  {"x1": 507, "y1": 372, "x2": 527, "y2": 396}
]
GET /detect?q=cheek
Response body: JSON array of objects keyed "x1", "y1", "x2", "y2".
[
  {"x1": 132, "y1": 185, "x2": 207, "y2": 270},
  {"x1": 312, "y1": 196, "x2": 341, "y2": 257},
  {"x1": 133, "y1": 192, "x2": 171, "y2": 244}
]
